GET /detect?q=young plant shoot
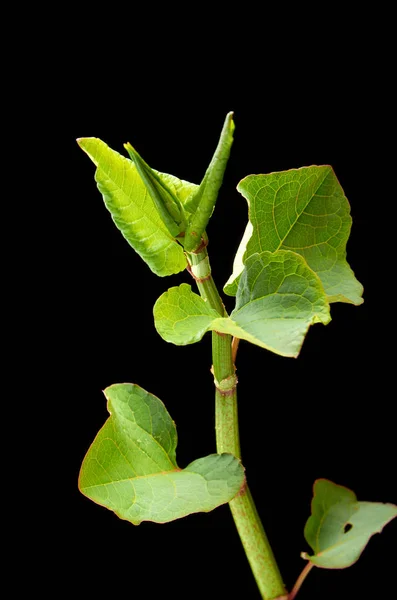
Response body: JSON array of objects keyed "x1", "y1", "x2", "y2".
[{"x1": 78, "y1": 113, "x2": 396, "y2": 600}]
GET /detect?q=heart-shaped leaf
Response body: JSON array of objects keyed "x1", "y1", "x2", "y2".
[
  {"x1": 302, "y1": 479, "x2": 397, "y2": 568},
  {"x1": 77, "y1": 138, "x2": 198, "y2": 276},
  {"x1": 154, "y1": 250, "x2": 330, "y2": 357},
  {"x1": 225, "y1": 166, "x2": 363, "y2": 305},
  {"x1": 79, "y1": 384, "x2": 245, "y2": 524}
]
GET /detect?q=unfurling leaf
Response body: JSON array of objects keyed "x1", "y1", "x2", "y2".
[
  {"x1": 77, "y1": 137, "x2": 197, "y2": 276},
  {"x1": 79, "y1": 384, "x2": 245, "y2": 524},
  {"x1": 124, "y1": 142, "x2": 185, "y2": 236},
  {"x1": 184, "y1": 112, "x2": 235, "y2": 252},
  {"x1": 302, "y1": 479, "x2": 397, "y2": 568},
  {"x1": 154, "y1": 250, "x2": 330, "y2": 357},
  {"x1": 225, "y1": 166, "x2": 363, "y2": 305}
]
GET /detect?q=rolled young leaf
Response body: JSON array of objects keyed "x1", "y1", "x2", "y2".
[
  {"x1": 302, "y1": 479, "x2": 397, "y2": 568},
  {"x1": 184, "y1": 112, "x2": 235, "y2": 252},
  {"x1": 124, "y1": 142, "x2": 185, "y2": 236},
  {"x1": 154, "y1": 250, "x2": 331, "y2": 357},
  {"x1": 77, "y1": 138, "x2": 197, "y2": 276},
  {"x1": 79, "y1": 384, "x2": 245, "y2": 524},
  {"x1": 225, "y1": 166, "x2": 363, "y2": 305}
]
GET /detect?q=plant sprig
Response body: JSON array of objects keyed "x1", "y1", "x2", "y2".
[{"x1": 78, "y1": 113, "x2": 395, "y2": 599}]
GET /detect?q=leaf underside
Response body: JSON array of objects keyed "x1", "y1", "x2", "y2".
[
  {"x1": 154, "y1": 250, "x2": 331, "y2": 357},
  {"x1": 225, "y1": 166, "x2": 363, "y2": 305},
  {"x1": 79, "y1": 384, "x2": 245, "y2": 524},
  {"x1": 77, "y1": 138, "x2": 198, "y2": 276},
  {"x1": 302, "y1": 479, "x2": 397, "y2": 568}
]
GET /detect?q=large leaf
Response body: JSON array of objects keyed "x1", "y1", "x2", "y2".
[
  {"x1": 302, "y1": 479, "x2": 397, "y2": 568},
  {"x1": 184, "y1": 112, "x2": 235, "y2": 252},
  {"x1": 77, "y1": 138, "x2": 197, "y2": 276},
  {"x1": 225, "y1": 166, "x2": 363, "y2": 305},
  {"x1": 79, "y1": 384, "x2": 245, "y2": 524},
  {"x1": 154, "y1": 250, "x2": 330, "y2": 357}
]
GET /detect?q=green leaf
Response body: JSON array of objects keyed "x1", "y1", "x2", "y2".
[
  {"x1": 223, "y1": 251, "x2": 331, "y2": 357},
  {"x1": 154, "y1": 283, "x2": 221, "y2": 345},
  {"x1": 79, "y1": 383, "x2": 245, "y2": 524},
  {"x1": 184, "y1": 112, "x2": 235, "y2": 252},
  {"x1": 302, "y1": 479, "x2": 397, "y2": 568},
  {"x1": 224, "y1": 166, "x2": 363, "y2": 305},
  {"x1": 154, "y1": 251, "x2": 330, "y2": 357},
  {"x1": 77, "y1": 137, "x2": 196, "y2": 276},
  {"x1": 158, "y1": 171, "x2": 199, "y2": 208},
  {"x1": 124, "y1": 142, "x2": 185, "y2": 236}
]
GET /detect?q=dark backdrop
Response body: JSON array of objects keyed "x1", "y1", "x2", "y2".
[{"x1": 60, "y1": 48, "x2": 395, "y2": 600}]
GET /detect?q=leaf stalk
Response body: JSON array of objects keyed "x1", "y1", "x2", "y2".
[{"x1": 288, "y1": 562, "x2": 314, "y2": 600}]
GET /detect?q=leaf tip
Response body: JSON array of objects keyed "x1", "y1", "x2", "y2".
[
  {"x1": 383, "y1": 502, "x2": 397, "y2": 517},
  {"x1": 226, "y1": 110, "x2": 234, "y2": 124},
  {"x1": 123, "y1": 142, "x2": 138, "y2": 161},
  {"x1": 313, "y1": 477, "x2": 352, "y2": 492},
  {"x1": 313, "y1": 477, "x2": 332, "y2": 487},
  {"x1": 76, "y1": 137, "x2": 87, "y2": 150},
  {"x1": 76, "y1": 136, "x2": 93, "y2": 147},
  {"x1": 221, "y1": 111, "x2": 235, "y2": 137},
  {"x1": 236, "y1": 174, "x2": 251, "y2": 194},
  {"x1": 76, "y1": 137, "x2": 98, "y2": 159}
]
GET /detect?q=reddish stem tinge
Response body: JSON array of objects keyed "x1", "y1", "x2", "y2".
[
  {"x1": 231, "y1": 336, "x2": 240, "y2": 363},
  {"x1": 288, "y1": 562, "x2": 314, "y2": 600}
]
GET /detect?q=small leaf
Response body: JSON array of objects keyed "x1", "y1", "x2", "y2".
[
  {"x1": 184, "y1": 112, "x2": 235, "y2": 252},
  {"x1": 124, "y1": 142, "x2": 185, "y2": 236},
  {"x1": 302, "y1": 479, "x2": 397, "y2": 569},
  {"x1": 154, "y1": 251, "x2": 330, "y2": 357},
  {"x1": 77, "y1": 138, "x2": 196, "y2": 276},
  {"x1": 79, "y1": 384, "x2": 245, "y2": 524},
  {"x1": 154, "y1": 283, "x2": 221, "y2": 345},
  {"x1": 225, "y1": 166, "x2": 363, "y2": 305}
]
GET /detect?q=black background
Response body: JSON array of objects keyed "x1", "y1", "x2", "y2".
[{"x1": 58, "y1": 18, "x2": 396, "y2": 600}]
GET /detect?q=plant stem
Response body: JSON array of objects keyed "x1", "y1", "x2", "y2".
[
  {"x1": 186, "y1": 243, "x2": 287, "y2": 600},
  {"x1": 288, "y1": 563, "x2": 314, "y2": 600}
]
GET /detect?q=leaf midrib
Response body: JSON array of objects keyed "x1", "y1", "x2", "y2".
[
  {"x1": 315, "y1": 499, "x2": 355, "y2": 554},
  {"x1": 81, "y1": 464, "x2": 236, "y2": 490},
  {"x1": 251, "y1": 166, "x2": 331, "y2": 253},
  {"x1": 113, "y1": 410, "x2": 177, "y2": 470}
]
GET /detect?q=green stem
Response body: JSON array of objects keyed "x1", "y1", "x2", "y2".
[
  {"x1": 186, "y1": 242, "x2": 287, "y2": 600},
  {"x1": 187, "y1": 237, "x2": 225, "y2": 316}
]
